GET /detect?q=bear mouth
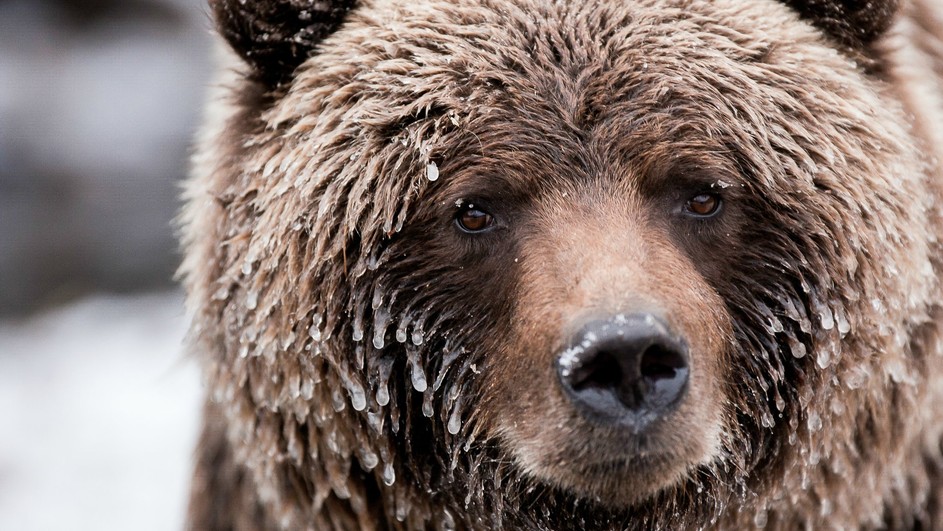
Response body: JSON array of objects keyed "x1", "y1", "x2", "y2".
[{"x1": 544, "y1": 450, "x2": 690, "y2": 508}]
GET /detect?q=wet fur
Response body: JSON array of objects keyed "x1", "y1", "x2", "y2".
[{"x1": 182, "y1": 0, "x2": 943, "y2": 528}]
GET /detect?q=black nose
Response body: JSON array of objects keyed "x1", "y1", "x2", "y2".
[{"x1": 557, "y1": 314, "x2": 689, "y2": 427}]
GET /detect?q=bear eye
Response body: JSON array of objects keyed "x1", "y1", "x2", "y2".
[
  {"x1": 455, "y1": 205, "x2": 495, "y2": 233},
  {"x1": 684, "y1": 193, "x2": 722, "y2": 217}
]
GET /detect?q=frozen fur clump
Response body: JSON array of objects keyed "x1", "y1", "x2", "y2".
[{"x1": 181, "y1": 0, "x2": 943, "y2": 529}]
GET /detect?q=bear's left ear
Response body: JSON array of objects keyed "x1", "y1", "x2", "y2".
[
  {"x1": 209, "y1": 0, "x2": 357, "y2": 87},
  {"x1": 780, "y1": 0, "x2": 900, "y2": 47}
]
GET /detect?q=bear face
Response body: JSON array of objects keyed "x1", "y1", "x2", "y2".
[{"x1": 183, "y1": 0, "x2": 943, "y2": 528}]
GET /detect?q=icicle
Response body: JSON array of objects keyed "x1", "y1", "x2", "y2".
[
  {"x1": 375, "y1": 357, "x2": 394, "y2": 406},
  {"x1": 332, "y1": 388, "x2": 346, "y2": 412},
  {"x1": 408, "y1": 349, "x2": 428, "y2": 392},
  {"x1": 382, "y1": 462, "x2": 396, "y2": 486},
  {"x1": 212, "y1": 285, "x2": 230, "y2": 301},
  {"x1": 816, "y1": 302, "x2": 835, "y2": 330},
  {"x1": 342, "y1": 374, "x2": 367, "y2": 412},
  {"x1": 359, "y1": 448, "x2": 379, "y2": 471},
  {"x1": 390, "y1": 399, "x2": 401, "y2": 433},
  {"x1": 760, "y1": 410, "x2": 775, "y2": 429},
  {"x1": 372, "y1": 286, "x2": 384, "y2": 310},
  {"x1": 787, "y1": 334, "x2": 807, "y2": 359},
  {"x1": 373, "y1": 308, "x2": 390, "y2": 349},
  {"x1": 753, "y1": 509, "x2": 769, "y2": 528},
  {"x1": 774, "y1": 391, "x2": 786, "y2": 413},
  {"x1": 422, "y1": 390, "x2": 434, "y2": 417},
  {"x1": 433, "y1": 349, "x2": 464, "y2": 391},
  {"x1": 835, "y1": 306, "x2": 851, "y2": 335},
  {"x1": 807, "y1": 411, "x2": 823, "y2": 432},
  {"x1": 411, "y1": 330, "x2": 424, "y2": 346},
  {"x1": 367, "y1": 410, "x2": 384, "y2": 432},
  {"x1": 300, "y1": 377, "x2": 315, "y2": 400},
  {"x1": 288, "y1": 369, "x2": 301, "y2": 399},
  {"x1": 355, "y1": 344, "x2": 365, "y2": 371},
  {"x1": 352, "y1": 304, "x2": 366, "y2": 342},
  {"x1": 816, "y1": 340, "x2": 834, "y2": 369},
  {"x1": 448, "y1": 398, "x2": 463, "y2": 435},
  {"x1": 280, "y1": 331, "x2": 297, "y2": 351},
  {"x1": 308, "y1": 313, "x2": 323, "y2": 342},
  {"x1": 395, "y1": 323, "x2": 409, "y2": 343}
]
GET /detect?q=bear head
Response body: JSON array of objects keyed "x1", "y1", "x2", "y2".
[{"x1": 182, "y1": 0, "x2": 942, "y2": 528}]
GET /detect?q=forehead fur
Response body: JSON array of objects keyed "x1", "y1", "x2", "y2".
[{"x1": 239, "y1": 0, "x2": 918, "y2": 249}]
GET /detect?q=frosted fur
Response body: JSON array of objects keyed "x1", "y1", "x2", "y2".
[{"x1": 181, "y1": 0, "x2": 943, "y2": 529}]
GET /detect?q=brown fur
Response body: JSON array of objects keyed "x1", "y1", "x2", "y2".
[{"x1": 181, "y1": 0, "x2": 943, "y2": 528}]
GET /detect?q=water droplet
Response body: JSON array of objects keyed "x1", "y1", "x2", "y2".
[
  {"x1": 359, "y1": 449, "x2": 379, "y2": 470},
  {"x1": 280, "y1": 332, "x2": 296, "y2": 351},
  {"x1": 427, "y1": 162, "x2": 439, "y2": 181},
  {"x1": 308, "y1": 313, "x2": 323, "y2": 341},
  {"x1": 345, "y1": 378, "x2": 367, "y2": 411},
  {"x1": 788, "y1": 335, "x2": 807, "y2": 359},
  {"x1": 775, "y1": 393, "x2": 786, "y2": 412},
  {"x1": 395, "y1": 326, "x2": 408, "y2": 343},
  {"x1": 819, "y1": 306, "x2": 835, "y2": 330},
  {"x1": 816, "y1": 342, "x2": 834, "y2": 369},
  {"x1": 300, "y1": 378, "x2": 315, "y2": 400},
  {"x1": 376, "y1": 358, "x2": 394, "y2": 407},
  {"x1": 409, "y1": 352, "x2": 427, "y2": 393},
  {"x1": 373, "y1": 308, "x2": 390, "y2": 349},
  {"x1": 760, "y1": 411, "x2": 775, "y2": 428},
  {"x1": 835, "y1": 309, "x2": 851, "y2": 335},
  {"x1": 332, "y1": 388, "x2": 346, "y2": 412},
  {"x1": 382, "y1": 463, "x2": 396, "y2": 486},
  {"x1": 246, "y1": 291, "x2": 259, "y2": 310},
  {"x1": 448, "y1": 400, "x2": 462, "y2": 435},
  {"x1": 371, "y1": 287, "x2": 384, "y2": 310},
  {"x1": 807, "y1": 411, "x2": 822, "y2": 432},
  {"x1": 411, "y1": 329, "x2": 424, "y2": 345},
  {"x1": 213, "y1": 285, "x2": 231, "y2": 301},
  {"x1": 376, "y1": 385, "x2": 390, "y2": 407},
  {"x1": 422, "y1": 391, "x2": 434, "y2": 417},
  {"x1": 753, "y1": 509, "x2": 768, "y2": 527}
]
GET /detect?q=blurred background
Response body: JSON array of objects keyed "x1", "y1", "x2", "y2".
[{"x1": 0, "y1": 0, "x2": 212, "y2": 528}]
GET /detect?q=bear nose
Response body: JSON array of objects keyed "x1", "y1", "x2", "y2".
[{"x1": 556, "y1": 314, "x2": 689, "y2": 427}]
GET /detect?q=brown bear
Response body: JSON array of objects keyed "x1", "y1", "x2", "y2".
[{"x1": 180, "y1": 0, "x2": 943, "y2": 528}]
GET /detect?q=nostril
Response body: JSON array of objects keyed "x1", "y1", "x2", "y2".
[
  {"x1": 639, "y1": 345, "x2": 685, "y2": 381},
  {"x1": 570, "y1": 350, "x2": 622, "y2": 391}
]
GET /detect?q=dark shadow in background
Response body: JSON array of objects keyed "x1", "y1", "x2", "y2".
[{"x1": 0, "y1": 0, "x2": 213, "y2": 317}]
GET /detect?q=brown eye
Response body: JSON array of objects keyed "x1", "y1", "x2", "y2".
[
  {"x1": 685, "y1": 193, "x2": 721, "y2": 217},
  {"x1": 456, "y1": 206, "x2": 495, "y2": 233}
]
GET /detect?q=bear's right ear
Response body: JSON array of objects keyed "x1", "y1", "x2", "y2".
[{"x1": 209, "y1": 0, "x2": 356, "y2": 87}]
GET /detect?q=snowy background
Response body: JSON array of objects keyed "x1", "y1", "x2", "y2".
[{"x1": 0, "y1": 0, "x2": 212, "y2": 529}]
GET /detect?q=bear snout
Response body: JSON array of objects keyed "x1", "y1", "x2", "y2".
[{"x1": 556, "y1": 314, "x2": 689, "y2": 431}]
